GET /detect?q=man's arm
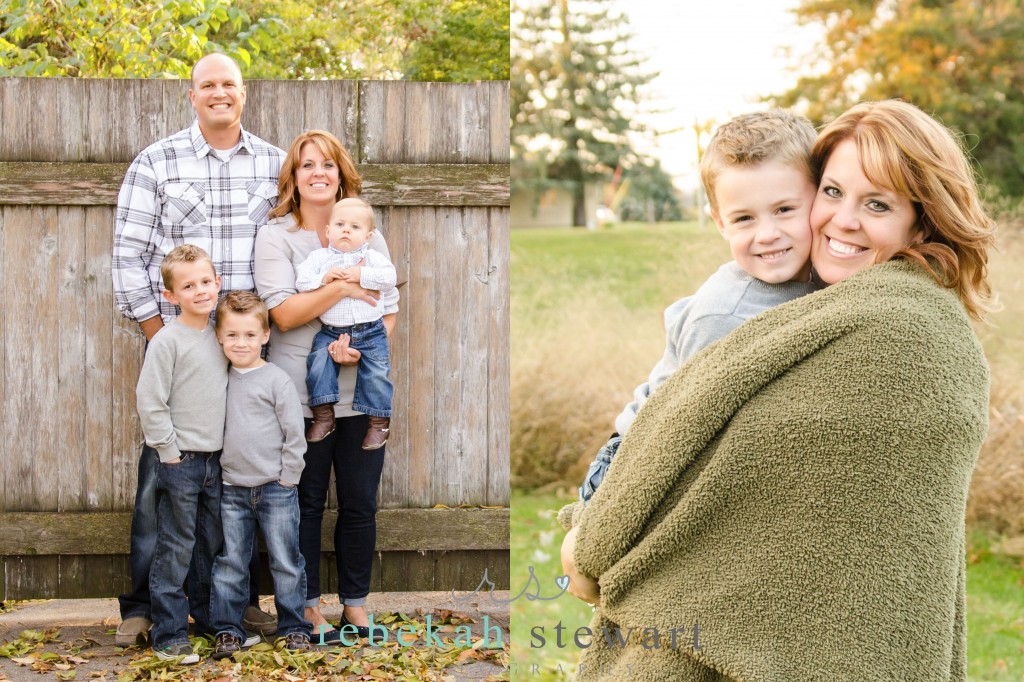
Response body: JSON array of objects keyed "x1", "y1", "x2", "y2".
[
  {"x1": 112, "y1": 154, "x2": 164, "y2": 326},
  {"x1": 139, "y1": 316, "x2": 165, "y2": 342}
]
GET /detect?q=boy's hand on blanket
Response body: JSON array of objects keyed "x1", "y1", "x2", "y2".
[
  {"x1": 562, "y1": 527, "x2": 601, "y2": 606},
  {"x1": 328, "y1": 334, "x2": 362, "y2": 366}
]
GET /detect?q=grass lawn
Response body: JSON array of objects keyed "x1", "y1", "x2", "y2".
[{"x1": 510, "y1": 221, "x2": 1024, "y2": 680}]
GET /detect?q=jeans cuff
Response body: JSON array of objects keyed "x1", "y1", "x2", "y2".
[
  {"x1": 305, "y1": 597, "x2": 321, "y2": 609},
  {"x1": 340, "y1": 596, "x2": 367, "y2": 607},
  {"x1": 352, "y1": 405, "x2": 391, "y2": 418}
]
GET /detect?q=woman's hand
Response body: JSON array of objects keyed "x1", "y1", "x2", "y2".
[
  {"x1": 561, "y1": 527, "x2": 601, "y2": 606},
  {"x1": 328, "y1": 333, "x2": 362, "y2": 366}
]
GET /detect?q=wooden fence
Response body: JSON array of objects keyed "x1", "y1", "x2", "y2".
[{"x1": 0, "y1": 78, "x2": 510, "y2": 598}]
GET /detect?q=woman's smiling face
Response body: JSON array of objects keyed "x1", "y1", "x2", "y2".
[{"x1": 810, "y1": 138, "x2": 921, "y2": 284}]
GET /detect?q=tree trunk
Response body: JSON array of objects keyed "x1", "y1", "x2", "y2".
[{"x1": 572, "y1": 182, "x2": 586, "y2": 227}]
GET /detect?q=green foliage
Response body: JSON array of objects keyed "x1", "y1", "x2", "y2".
[
  {"x1": 512, "y1": 0, "x2": 656, "y2": 225},
  {"x1": 402, "y1": 0, "x2": 510, "y2": 81},
  {"x1": 0, "y1": 0, "x2": 276, "y2": 77},
  {"x1": 619, "y1": 158, "x2": 684, "y2": 222},
  {"x1": 0, "y1": 0, "x2": 508, "y2": 81},
  {"x1": 215, "y1": 0, "x2": 429, "y2": 79},
  {"x1": 772, "y1": 0, "x2": 1024, "y2": 197}
]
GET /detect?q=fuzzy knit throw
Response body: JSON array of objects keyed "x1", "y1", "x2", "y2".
[{"x1": 560, "y1": 260, "x2": 989, "y2": 682}]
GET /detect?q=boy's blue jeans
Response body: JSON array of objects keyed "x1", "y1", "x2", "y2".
[
  {"x1": 306, "y1": 319, "x2": 392, "y2": 417},
  {"x1": 211, "y1": 482, "x2": 311, "y2": 639},
  {"x1": 149, "y1": 451, "x2": 223, "y2": 649},
  {"x1": 579, "y1": 435, "x2": 623, "y2": 503}
]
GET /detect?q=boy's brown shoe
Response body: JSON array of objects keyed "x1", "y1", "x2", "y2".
[
  {"x1": 307, "y1": 404, "x2": 336, "y2": 442},
  {"x1": 362, "y1": 417, "x2": 390, "y2": 450}
]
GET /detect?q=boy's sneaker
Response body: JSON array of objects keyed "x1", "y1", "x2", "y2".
[
  {"x1": 115, "y1": 616, "x2": 152, "y2": 646},
  {"x1": 362, "y1": 417, "x2": 390, "y2": 450},
  {"x1": 243, "y1": 605, "x2": 278, "y2": 636},
  {"x1": 213, "y1": 631, "x2": 261, "y2": 659},
  {"x1": 153, "y1": 642, "x2": 199, "y2": 665},
  {"x1": 284, "y1": 632, "x2": 311, "y2": 652}
]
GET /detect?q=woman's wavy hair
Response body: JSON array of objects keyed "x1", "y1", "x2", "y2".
[
  {"x1": 269, "y1": 130, "x2": 362, "y2": 230},
  {"x1": 812, "y1": 100, "x2": 997, "y2": 320}
]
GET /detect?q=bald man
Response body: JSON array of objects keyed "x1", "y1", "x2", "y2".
[{"x1": 112, "y1": 53, "x2": 284, "y2": 647}]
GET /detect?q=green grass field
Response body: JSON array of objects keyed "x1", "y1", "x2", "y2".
[{"x1": 510, "y1": 221, "x2": 1024, "y2": 681}]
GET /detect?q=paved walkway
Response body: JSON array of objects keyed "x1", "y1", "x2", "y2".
[{"x1": 0, "y1": 591, "x2": 510, "y2": 681}]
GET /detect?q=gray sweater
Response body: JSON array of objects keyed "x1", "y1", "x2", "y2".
[
  {"x1": 136, "y1": 320, "x2": 228, "y2": 463},
  {"x1": 614, "y1": 261, "x2": 824, "y2": 435},
  {"x1": 222, "y1": 363, "x2": 306, "y2": 486}
]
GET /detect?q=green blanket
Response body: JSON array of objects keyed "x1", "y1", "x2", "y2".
[{"x1": 561, "y1": 260, "x2": 989, "y2": 681}]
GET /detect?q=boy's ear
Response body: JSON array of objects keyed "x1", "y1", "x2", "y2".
[
  {"x1": 214, "y1": 274, "x2": 222, "y2": 292},
  {"x1": 162, "y1": 288, "x2": 178, "y2": 305},
  {"x1": 711, "y1": 211, "x2": 728, "y2": 239}
]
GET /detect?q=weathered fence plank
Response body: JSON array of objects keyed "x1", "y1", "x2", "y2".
[
  {"x1": 406, "y1": 206, "x2": 438, "y2": 510},
  {"x1": 0, "y1": 508, "x2": 509, "y2": 555},
  {"x1": 0, "y1": 162, "x2": 509, "y2": 207},
  {"x1": 58, "y1": 206, "x2": 88, "y2": 513},
  {"x1": 488, "y1": 207, "x2": 511, "y2": 505}
]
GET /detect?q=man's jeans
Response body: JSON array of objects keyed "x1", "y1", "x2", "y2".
[
  {"x1": 149, "y1": 451, "x2": 223, "y2": 649},
  {"x1": 306, "y1": 319, "x2": 393, "y2": 417},
  {"x1": 211, "y1": 482, "x2": 310, "y2": 638},
  {"x1": 119, "y1": 445, "x2": 262, "y2": 622}
]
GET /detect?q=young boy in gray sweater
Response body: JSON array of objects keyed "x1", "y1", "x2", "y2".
[
  {"x1": 578, "y1": 110, "x2": 825, "y2": 503},
  {"x1": 208, "y1": 291, "x2": 312, "y2": 657},
  {"x1": 136, "y1": 244, "x2": 227, "y2": 664}
]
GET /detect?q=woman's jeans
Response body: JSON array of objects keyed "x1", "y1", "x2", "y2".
[
  {"x1": 210, "y1": 482, "x2": 311, "y2": 638},
  {"x1": 149, "y1": 451, "x2": 223, "y2": 649},
  {"x1": 119, "y1": 445, "x2": 262, "y2": 622},
  {"x1": 306, "y1": 319, "x2": 393, "y2": 417},
  {"x1": 299, "y1": 414, "x2": 386, "y2": 607}
]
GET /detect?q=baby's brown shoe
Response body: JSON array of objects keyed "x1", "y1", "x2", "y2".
[
  {"x1": 307, "y1": 404, "x2": 336, "y2": 442},
  {"x1": 362, "y1": 417, "x2": 390, "y2": 450}
]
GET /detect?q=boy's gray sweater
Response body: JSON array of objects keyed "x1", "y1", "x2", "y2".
[
  {"x1": 614, "y1": 261, "x2": 824, "y2": 435},
  {"x1": 136, "y1": 320, "x2": 228, "y2": 463},
  {"x1": 222, "y1": 363, "x2": 306, "y2": 486}
]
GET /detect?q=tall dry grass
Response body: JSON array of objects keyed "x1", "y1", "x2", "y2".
[
  {"x1": 511, "y1": 222, "x2": 1024, "y2": 535},
  {"x1": 967, "y1": 228, "x2": 1024, "y2": 536},
  {"x1": 511, "y1": 295, "x2": 664, "y2": 490}
]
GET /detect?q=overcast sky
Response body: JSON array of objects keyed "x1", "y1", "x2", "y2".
[{"x1": 622, "y1": 0, "x2": 822, "y2": 188}]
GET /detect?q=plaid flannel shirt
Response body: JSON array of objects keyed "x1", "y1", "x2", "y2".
[{"x1": 112, "y1": 120, "x2": 285, "y2": 323}]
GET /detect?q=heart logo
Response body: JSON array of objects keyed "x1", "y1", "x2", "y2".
[{"x1": 555, "y1": 575, "x2": 570, "y2": 591}]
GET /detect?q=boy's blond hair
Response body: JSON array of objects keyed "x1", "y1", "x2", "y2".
[
  {"x1": 215, "y1": 291, "x2": 270, "y2": 331},
  {"x1": 160, "y1": 244, "x2": 215, "y2": 290},
  {"x1": 700, "y1": 110, "x2": 817, "y2": 215},
  {"x1": 332, "y1": 197, "x2": 375, "y2": 230}
]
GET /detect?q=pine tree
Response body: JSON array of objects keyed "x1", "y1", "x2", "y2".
[{"x1": 512, "y1": 0, "x2": 654, "y2": 226}]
